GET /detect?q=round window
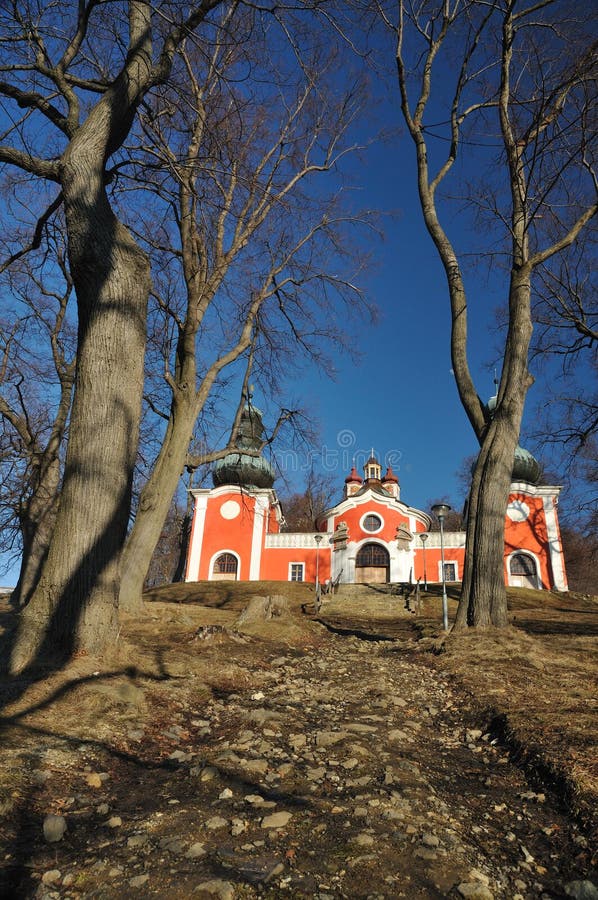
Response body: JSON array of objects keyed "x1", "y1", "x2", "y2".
[{"x1": 362, "y1": 513, "x2": 382, "y2": 533}]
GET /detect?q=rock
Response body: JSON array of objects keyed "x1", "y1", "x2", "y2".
[
  {"x1": 564, "y1": 882, "x2": 598, "y2": 900},
  {"x1": 414, "y1": 847, "x2": 438, "y2": 860},
  {"x1": 457, "y1": 883, "x2": 494, "y2": 899},
  {"x1": 41, "y1": 870, "x2": 61, "y2": 885},
  {"x1": 468, "y1": 869, "x2": 490, "y2": 885},
  {"x1": 352, "y1": 833, "x2": 375, "y2": 846},
  {"x1": 231, "y1": 818, "x2": 248, "y2": 836},
  {"x1": 159, "y1": 837, "x2": 186, "y2": 854},
  {"x1": 106, "y1": 816, "x2": 122, "y2": 828},
  {"x1": 185, "y1": 842, "x2": 206, "y2": 859},
  {"x1": 346, "y1": 723, "x2": 378, "y2": 734},
  {"x1": 85, "y1": 773, "x2": 103, "y2": 788},
  {"x1": 194, "y1": 879, "x2": 236, "y2": 898},
  {"x1": 127, "y1": 834, "x2": 148, "y2": 848},
  {"x1": 422, "y1": 833, "x2": 440, "y2": 848},
  {"x1": 316, "y1": 730, "x2": 348, "y2": 748},
  {"x1": 387, "y1": 729, "x2": 410, "y2": 742},
  {"x1": 129, "y1": 874, "x2": 150, "y2": 888},
  {"x1": 243, "y1": 759, "x2": 269, "y2": 776},
  {"x1": 96, "y1": 803, "x2": 110, "y2": 815},
  {"x1": 261, "y1": 811, "x2": 293, "y2": 829},
  {"x1": 218, "y1": 788, "x2": 233, "y2": 800},
  {"x1": 205, "y1": 816, "x2": 228, "y2": 830},
  {"x1": 199, "y1": 766, "x2": 219, "y2": 782},
  {"x1": 43, "y1": 815, "x2": 67, "y2": 843}
]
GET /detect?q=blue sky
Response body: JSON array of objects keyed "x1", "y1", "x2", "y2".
[
  {"x1": 2, "y1": 13, "x2": 585, "y2": 588},
  {"x1": 267, "y1": 100, "x2": 506, "y2": 516}
]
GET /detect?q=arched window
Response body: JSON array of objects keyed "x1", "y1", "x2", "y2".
[
  {"x1": 508, "y1": 552, "x2": 538, "y2": 589},
  {"x1": 213, "y1": 552, "x2": 238, "y2": 579},
  {"x1": 356, "y1": 543, "x2": 389, "y2": 567},
  {"x1": 509, "y1": 553, "x2": 536, "y2": 576}
]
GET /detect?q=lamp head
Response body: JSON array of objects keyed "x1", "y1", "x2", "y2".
[{"x1": 431, "y1": 503, "x2": 451, "y2": 521}]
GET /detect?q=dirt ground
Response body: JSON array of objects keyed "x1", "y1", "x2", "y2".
[{"x1": 0, "y1": 583, "x2": 596, "y2": 899}]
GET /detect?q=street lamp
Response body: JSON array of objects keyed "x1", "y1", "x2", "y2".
[
  {"x1": 431, "y1": 504, "x2": 451, "y2": 631},
  {"x1": 314, "y1": 533, "x2": 323, "y2": 592},
  {"x1": 419, "y1": 532, "x2": 429, "y2": 591}
]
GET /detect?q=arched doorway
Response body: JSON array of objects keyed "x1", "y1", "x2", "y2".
[
  {"x1": 508, "y1": 552, "x2": 539, "y2": 589},
  {"x1": 355, "y1": 542, "x2": 390, "y2": 584},
  {"x1": 212, "y1": 552, "x2": 239, "y2": 581}
]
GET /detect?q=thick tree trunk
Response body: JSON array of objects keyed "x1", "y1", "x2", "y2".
[
  {"x1": 10, "y1": 157, "x2": 150, "y2": 672},
  {"x1": 454, "y1": 272, "x2": 533, "y2": 630},
  {"x1": 11, "y1": 459, "x2": 61, "y2": 609},
  {"x1": 454, "y1": 418, "x2": 519, "y2": 628},
  {"x1": 119, "y1": 393, "x2": 196, "y2": 613}
]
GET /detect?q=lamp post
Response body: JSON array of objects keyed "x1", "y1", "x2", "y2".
[
  {"x1": 314, "y1": 533, "x2": 323, "y2": 614},
  {"x1": 314, "y1": 533, "x2": 323, "y2": 592},
  {"x1": 419, "y1": 532, "x2": 429, "y2": 591},
  {"x1": 431, "y1": 504, "x2": 451, "y2": 631}
]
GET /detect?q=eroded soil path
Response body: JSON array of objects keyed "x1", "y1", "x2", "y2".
[{"x1": 0, "y1": 612, "x2": 595, "y2": 899}]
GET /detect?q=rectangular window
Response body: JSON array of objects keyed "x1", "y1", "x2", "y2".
[
  {"x1": 444, "y1": 562, "x2": 457, "y2": 582},
  {"x1": 289, "y1": 563, "x2": 304, "y2": 582}
]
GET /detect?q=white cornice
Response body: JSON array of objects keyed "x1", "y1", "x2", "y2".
[{"x1": 322, "y1": 488, "x2": 431, "y2": 529}]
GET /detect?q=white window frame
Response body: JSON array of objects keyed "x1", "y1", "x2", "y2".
[
  {"x1": 507, "y1": 550, "x2": 540, "y2": 588},
  {"x1": 208, "y1": 549, "x2": 241, "y2": 581},
  {"x1": 288, "y1": 562, "x2": 305, "y2": 582},
  {"x1": 359, "y1": 511, "x2": 384, "y2": 534},
  {"x1": 438, "y1": 560, "x2": 458, "y2": 582}
]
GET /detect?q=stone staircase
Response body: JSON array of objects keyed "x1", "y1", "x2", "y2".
[{"x1": 321, "y1": 582, "x2": 415, "y2": 618}]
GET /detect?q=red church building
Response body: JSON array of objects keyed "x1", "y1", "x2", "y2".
[{"x1": 184, "y1": 401, "x2": 567, "y2": 592}]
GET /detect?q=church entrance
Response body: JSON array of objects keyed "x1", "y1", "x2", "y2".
[{"x1": 355, "y1": 543, "x2": 390, "y2": 583}]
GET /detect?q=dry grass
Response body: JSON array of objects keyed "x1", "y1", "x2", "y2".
[
  {"x1": 416, "y1": 589, "x2": 598, "y2": 834},
  {"x1": 0, "y1": 581, "x2": 595, "y2": 842}
]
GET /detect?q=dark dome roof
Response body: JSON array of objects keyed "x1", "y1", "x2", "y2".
[
  {"x1": 212, "y1": 404, "x2": 275, "y2": 489},
  {"x1": 512, "y1": 445, "x2": 541, "y2": 485},
  {"x1": 483, "y1": 393, "x2": 541, "y2": 484}
]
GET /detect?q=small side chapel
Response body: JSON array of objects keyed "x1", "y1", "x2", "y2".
[{"x1": 184, "y1": 401, "x2": 568, "y2": 592}]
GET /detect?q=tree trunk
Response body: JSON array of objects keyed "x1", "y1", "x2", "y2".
[
  {"x1": 119, "y1": 392, "x2": 196, "y2": 613},
  {"x1": 454, "y1": 418, "x2": 519, "y2": 628},
  {"x1": 10, "y1": 154, "x2": 150, "y2": 673},
  {"x1": 11, "y1": 458, "x2": 61, "y2": 610},
  {"x1": 454, "y1": 272, "x2": 533, "y2": 630}
]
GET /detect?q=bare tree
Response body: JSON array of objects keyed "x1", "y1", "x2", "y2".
[
  {"x1": 382, "y1": 0, "x2": 597, "y2": 627},
  {"x1": 0, "y1": 1, "x2": 258, "y2": 672},
  {"x1": 530, "y1": 240, "x2": 597, "y2": 520},
  {"x1": 279, "y1": 470, "x2": 339, "y2": 532},
  {"x1": 116, "y1": 18, "x2": 372, "y2": 610},
  {"x1": 0, "y1": 236, "x2": 75, "y2": 608}
]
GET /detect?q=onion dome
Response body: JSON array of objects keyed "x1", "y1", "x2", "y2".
[
  {"x1": 512, "y1": 445, "x2": 541, "y2": 485},
  {"x1": 382, "y1": 466, "x2": 399, "y2": 484},
  {"x1": 345, "y1": 465, "x2": 363, "y2": 485},
  {"x1": 212, "y1": 403, "x2": 275, "y2": 489},
  {"x1": 483, "y1": 392, "x2": 540, "y2": 484}
]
